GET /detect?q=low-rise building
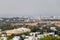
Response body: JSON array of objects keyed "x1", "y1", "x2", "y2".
[{"x1": 4, "y1": 27, "x2": 31, "y2": 36}]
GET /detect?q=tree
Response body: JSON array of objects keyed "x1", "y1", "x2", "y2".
[
  {"x1": 29, "y1": 25, "x2": 39, "y2": 32},
  {"x1": 40, "y1": 36, "x2": 60, "y2": 40}
]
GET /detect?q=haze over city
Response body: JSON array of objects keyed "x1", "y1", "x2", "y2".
[
  {"x1": 0, "y1": 0, "x2": 60, "y2": 40},
  {"x1": 0, "y1": 0, "x2": 60, "y2": 17}
]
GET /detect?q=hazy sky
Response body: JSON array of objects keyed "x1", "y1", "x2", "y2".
[{"x1": 0, "y1": 0, "x2": 60, "y2": 17}]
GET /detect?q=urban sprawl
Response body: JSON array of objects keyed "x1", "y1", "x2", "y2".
[{"x1": 0, "y1": 16, "x2": 60, "y2": 40}]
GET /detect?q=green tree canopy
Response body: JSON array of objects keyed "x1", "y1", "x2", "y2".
[{"x1": 40, "y1": 36, "x2": 60, "y2": 40}]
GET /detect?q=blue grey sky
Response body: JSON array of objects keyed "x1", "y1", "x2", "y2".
[{"x1": 0, "y1": 0, "x2": 60, "y2": 17}]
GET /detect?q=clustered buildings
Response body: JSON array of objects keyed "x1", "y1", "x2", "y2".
[{"x1": 0, "y1": 16, "x2": 60, "y2": 40}]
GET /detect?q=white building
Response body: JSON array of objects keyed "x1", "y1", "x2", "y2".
[
  {"x1": 0, "y1": 37, "x2": 7, "y2": 40},
  {"x1": 37, "y1": 34, "x2": 44, "y2": 39},
  {"x1": 12, "y1": 36, "x2": 20, "y2": 40},
  {"x1": 50, "y1": 27, "x2": 56, "y2": 31},
  {"x1": 24, "y1": 36, "x2": 37, "y2": 40}
]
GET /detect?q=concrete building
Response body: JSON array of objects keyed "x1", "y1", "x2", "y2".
[
  {"x1": 5, "y1": 27, "x2": 31, "y2": 36},
  {"x1": 12, "y1": 36, "x2": 20, "y2": 40},
  {"x1": 24, "y1": 36, "x2": 37, "y2": 40}
]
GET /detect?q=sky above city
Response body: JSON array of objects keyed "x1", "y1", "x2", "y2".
[{"x1": 0, "y1": 0, "x2": 60, "y2": 17}]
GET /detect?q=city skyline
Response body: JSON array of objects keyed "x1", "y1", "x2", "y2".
[{"x1": 0, "y1": 0, "x2": 60, "y2": 17}]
